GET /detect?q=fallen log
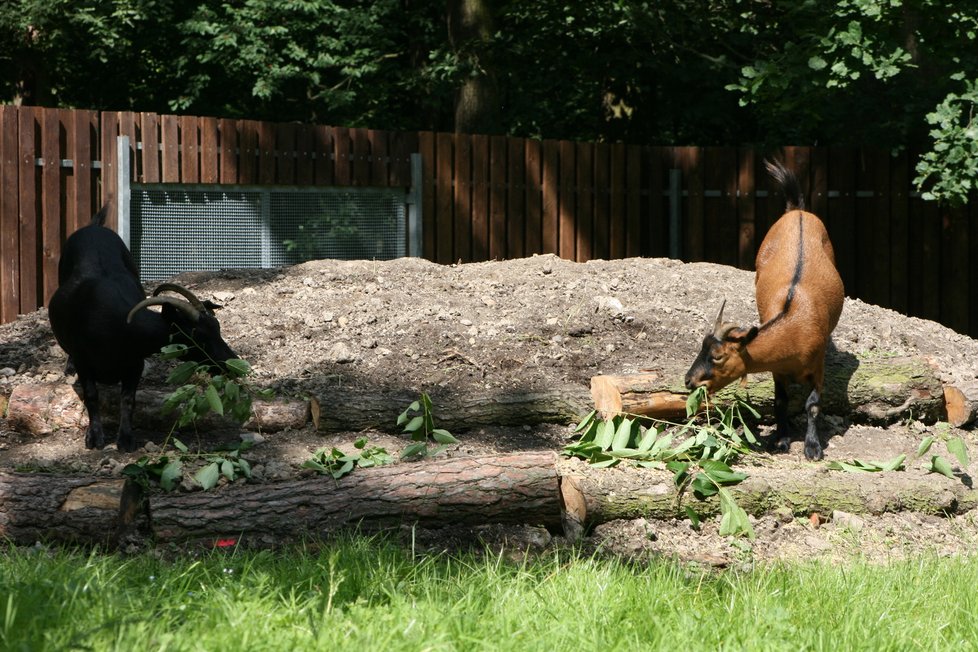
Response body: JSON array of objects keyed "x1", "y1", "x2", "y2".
[
  {"x1": 5, "y1": 382, "x2": 310, "y2": 436},
  {"x1": 4, "y1": 450, "x2": 975, "y2": 548},
  {"x1": 591, "y1": 354, "x2": 946, "y2": 425},
  {"x1": 0, "y1": 473, "x2": 133, "y2": 546},
  {"x1": 557, "y1": 457, "x2": 978, "y2": 527}
]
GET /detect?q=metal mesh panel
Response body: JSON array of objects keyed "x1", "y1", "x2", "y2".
[{"x1": 130, "y1": 186, "x2": 407, "y2": 281}]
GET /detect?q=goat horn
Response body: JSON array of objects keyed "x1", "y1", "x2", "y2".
[
  {"x1": 152, "y1": 283, "x2": 207, "y2": 312},
  {"x1": 127, "y1": 296, "x2": 201, "y2": 324},
  {"x1": 712, "y1": 299, "x2": 727, "y2": 337}
]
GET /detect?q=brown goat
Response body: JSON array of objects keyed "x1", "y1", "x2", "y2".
[{"x1": 684, "y1": 159, "x2": 844, "y2": 460}]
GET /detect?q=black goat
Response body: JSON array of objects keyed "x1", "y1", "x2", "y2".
[{"x1": 48, "y1": 207, "x2": 238, "y2": 452}]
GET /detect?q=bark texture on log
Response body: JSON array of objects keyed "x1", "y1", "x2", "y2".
[
  {"x1": 0, "y1": 473, "x2": 130, "y2": 546},
  {"x1": 150, "y1": 451, "x2": 561, "y2": 543},
  {"x1": 313, "y1": 385, "x2": 591, "y2": 432},
  {"x1": 558, "y1": 459, "x2": 977, "y2": 526},
  {"x1": 592, "y1": 355, "x2": 945, "y2": 424},
  {"x1": 5, "y1": 382, "x2": 309, "y2": 436}
]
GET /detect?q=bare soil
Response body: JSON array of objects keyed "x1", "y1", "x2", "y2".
[{"x1": 2, "y1": 254, "x2": 978, "y2": 565}]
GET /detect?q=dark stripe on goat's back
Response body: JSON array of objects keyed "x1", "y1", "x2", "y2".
[{"x1": 759, "y1": 211, "x2": 805, "y2": 332}]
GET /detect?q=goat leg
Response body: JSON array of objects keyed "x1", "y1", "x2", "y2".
[
  {"x1": 772, "y1": 375, "x2": 792, "y2": 453},
  {"x1": 115, "y1": 375, "x2": 140, "y2": 453},
  {"x1": 80, "y1": 376, "x2": 107, "y2": 450},
  {"x1": 804, "y1": 387, "x2": 824, "y2": 461}
]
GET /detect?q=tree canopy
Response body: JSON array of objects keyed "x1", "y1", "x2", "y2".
[{"x1": 1, "y1": 0, "x2": 975, "y2": 202}]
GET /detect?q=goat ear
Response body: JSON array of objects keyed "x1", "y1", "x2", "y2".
[{"x1": 724, "y1": 326, "x2": 758, "y2": 345}]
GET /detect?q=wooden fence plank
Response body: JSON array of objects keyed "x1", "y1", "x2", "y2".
[
  {"x1": 810, "y1": 146, "x2": 829, "y2": 221},
  {"x1": 941, "y1": 203, "x2": 969, "y2": 333},
  {"x1": 434, "y1": 132, "x2": 453, "y2": 263},
  {"x1": 592, "y1": 143, "x2": 610, "y2": 260},
  {"x1": 295, "y1": 123, "x2": 314, "y2": 186},
  {"x1": 828, "y1": 147, "x2": 856, "y2": 292},
  {"x1": 237, "y1": 120, "x2": 258, "y2": 185},
  {"x1": 736, "y1": 148, "x2": 756, "y2": 269},
  {"x1": 558, "y1": 140, "x2": 576, "y2": 261},
  {"x1": 418, "y1": 131, "x2": 436, "y2": 259},
  {"x1": 70, "y1": 110, "x2": 95, "y2": 231},
  {"x1": 118, "y1": 112, "x2": 137, "y2": 190},
  {"x1": 258, "y1": 120, "x2": 276, "y2": 185},
  {"x1": 351, "y1": 128, "x2": 369, "y2": 186},
  {"x1": 647, "y1": 146, "x2": 666, "y2": 259},
  {"x1": 368, "y1": 129, "x2": 387, "y2": 187},
  {"x1": 160, "y1": 114, "x2": 180, "y2": 183},
  {"x1": 140, "y1": 113, "x2": 160, "y2": 184},
  {"x1": 17, "y1": 107, "x2": 38, "y2": 314},
  {"x1": 490, "y1": 135, "x2": 507, "y2": 260},
  {"x1": 275, "y1": 122, "x2": 296, "y2": 185},
  {"x1": 100, "y1": 111, "x2": 119, "y2": 228},
  {"x1": 470, "y1": 134, "x2": 488, "y2": 261},
  {"x1": 524, "y1": 139, "x2": 543, "y2": 255},
  {"x1": 218, "y1": 118, "x2": 238, "y2": 184},
  {"x1": 575, "y1": 141, "x2": 593, "y2": 262},
  {"x1": 199, "y1": 116, "x2": 219, "y2": 184},
  {"x1": 178, "y1": 115, "x2": 199, "y2": 185},
  {"x1": 854, "y1": 151, "x2": 874, "y2": 302},
  {"x1": 0, "y1": 106, "x2": 20, "y2": 322},
  {"x1": 626, "y1": 144, "x2": 641, "y2": 259},
  {"x1": 40, "y1": 109, "x2": 62, "y2": 304},
  {"x1": 313, "y1": 124, "x2": 334, "y2": 186},
  {"x1": 333, "y1": 127, "x2": 351, "y2": 186},
  {"x1": 609, "y1": 143, "x2": 626, "y2": 259},
  {"x1": 870, "y1": 148, "x2": 892, "y2": 307},
  {"x1": 541, "y1": 140, "x2": 559, "y2": 255},
  {"x1": 888, "y1": 150, "x2": 909, "y2": 315},
  {"x1": 704, "y1": 147, "x2": 737, "y2": 267},
  {"x1": 675, "y1": 147, "x2": 703, "y2": 262},
  {"x1": 388, "y1": 130, "x2": 415, "y2": 188},
  {"x1": 506, "y1": 136, "x2": 525, "y2": 258}
]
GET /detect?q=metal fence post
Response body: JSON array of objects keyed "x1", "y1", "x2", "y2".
[
  {"x1": 407, "y1": 152, "x2": 423, "y2": 258},
  {"x1": 117, "y1": 135, "x2": 131, "y2": 248}
]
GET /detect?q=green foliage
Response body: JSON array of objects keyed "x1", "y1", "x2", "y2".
[
  {"x1": 396, "y1": 393, "x2": 458, "y2": 460},
  {"x1": 563, "y1": 387, "x2": 757, "y2": 539},
  {"x1": 918, "y1": 427, "x2": 970, "y2": 480},
  {"x1": 913, "y1": 78, "x2": 978, "y2": 204},
  {"x1": 826, "y1": 455, "x2": 906, "y2": 473},
  {"x1": 303, "y1": 437, "x2": 395, "y2": 479},
  {"x1": 160, "y1": 343, "x2": 271, "y2": 430},
  {"x1": 122, "y1": 438, "x2": 253, "y2": 492}
]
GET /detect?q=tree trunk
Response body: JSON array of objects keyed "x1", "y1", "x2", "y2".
[
  {"x1": 448, "y1": 0, "x2": 499, "y2": 134},
  {"x1": 591, "y1": 355, "x2": 947, "y2": 425}
]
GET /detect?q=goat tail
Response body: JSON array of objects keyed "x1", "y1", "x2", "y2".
[
  {"x1": 764, "y1": 158, "x2": 805, "y2": 211},
  {"x1": 91, "y1": 204, "x2": 110, "y2": 227}
]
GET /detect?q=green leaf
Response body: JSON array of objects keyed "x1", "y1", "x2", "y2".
[
  {"x1": 396, "y1": 401, "x2": 420, "y2": 426},
  {"x1": 684, "y1": 506, "x2": 701, "y2": 530},
  {"x1": 403, "y1": 415, "x2": 424, "y2": 433},
  {"x1": 574, "y1": 410, "x2": 597, "y2": 433},
  {"x1": 224, "y1": 358, "x2": 252, "y2": 376},
  {"x1": 916, "y1": 436, "x2": 935, "y2": 457},
  {"x1": 167, "y1": 360, "x2": 200, "y2": 385},
  {"x1": 160, "y1": 460, "x2": 183, "y2": 491},
  {"x1": 354, "y1": 437, "x2": 368, "y2": 449},
  {"x1": 611, "y1": 418, "x2": 634, "y2": 451},
  {"x1": 718, "y1": 488, "x2": 755, "y2": 539},
  {"x1": 204, "y1": 384, "x2": 224, "y2": 416},
  {"x1": 947, "y1": 437, "x2": 970, "y2": 467},
  {"x1": 400, "y1": 442, "x2": 428, "y2": 460},
  {"x1": 700, "y1": 459, "x2": 749, "y2": 485},
  {"x1": 195, "y1": 463, "x2": 221, "y2": 490},
  {"x1": 686, "y1": 387, "x2": 706, "y2": 417},
  {"x1": 691, "y1": 473, "x2": 718, "y2": 498},
  {"x1": 873, "y1": 454, "x2": 906, "y2": 472},
  {"x1": 160, "y1": 343, "x2": 189, "y2": 359},
  {"x1": 929, "y1": 455, "x2": 956, "y2": 479},
  {"x1": 431, "y1": 429, "x2": 458, "y2": 444},
  {"x1": 594, "y1": 419, "x2": 616, "y2": 450},
  {"x1": 238, "y1": 458, "x2": 252, "y2": 478},
  {"x1": 221, "y1": 459, "x2": 235, "y2": 481}
]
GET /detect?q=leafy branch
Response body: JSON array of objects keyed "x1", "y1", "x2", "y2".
[
  {"x1": 563, "y1": 387, "x2": 757, "y2": 539},
  {"x1": 396, "y1": 393, "x2": 458, "y2": 459},
  {"x1": 122, "y1": 438, "x2": 254, "y2": 491},
  {"x1": 303, "y1": 437, "x2": 395, "y2": 479}
]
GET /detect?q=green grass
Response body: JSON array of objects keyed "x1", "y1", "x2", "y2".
[{"x1": 2, "y1": 535, "x2": 977, "y2": 651}]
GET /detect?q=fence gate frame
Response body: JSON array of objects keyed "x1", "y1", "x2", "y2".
[{"x1": 116, "y1": 135, "x2": 423, "y2": 279}]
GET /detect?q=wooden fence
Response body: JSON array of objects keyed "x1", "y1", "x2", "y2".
[{"x1": 1, "y1": 105, "x2": 976, "y2": 337}]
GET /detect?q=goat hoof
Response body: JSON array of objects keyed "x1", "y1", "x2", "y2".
[
  {"x1": 773, "y1": 436, "x2": 791, "y2": 453},
  {"x1": 116, "y1": 436, "x2": 137, "y2": 453},
  {"x1": 805, "y1": 442, "x2": 824, "y2": 461},
  {"x1": 85, "y1": 430, "x2": 106, "y2": 450}
]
